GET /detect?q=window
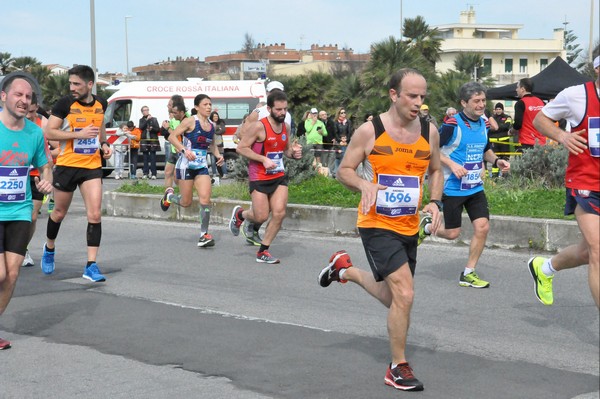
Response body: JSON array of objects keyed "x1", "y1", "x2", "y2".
[
  {"x1": 211, "y1": 99, "x2": 260, "y2": 125},
  {"x1": 519, "y1": 59, "x2": 528, "y2": 73},
  {"x1": 540, "y1": 58, "x2": 548, "y2": 71},
  {"x1": 505, "y1": 59, "x2": 513, "y2": 73},
  {"x1": 482, "y1": 58, "x2": 492, "y2": 75},
  {"x1": 104, "y1": 100, "x2": 132, "y2": 128}
]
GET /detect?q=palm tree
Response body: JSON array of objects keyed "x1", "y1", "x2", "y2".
[
  {"x1": 427, "y1": 70, "x2": 472, "y2": 114},
  {"x1": 402, "y1": 16, "x2": 442, "y2": 66},
  {"x1": 29, "y1": 64, "x2": 52, "y2": 86},
  {"x1": 360, "y1": 36, "x2": 434, "y2": 114},
  {"x1": 11, "y1": 56, "x2": 41, "y2": 72},
  {"x1": 42, "y1": 73, "x2": 70, "y2": 109},
  {"x1": 0, "y1": 52, "x2": 14, "y2": 75}
]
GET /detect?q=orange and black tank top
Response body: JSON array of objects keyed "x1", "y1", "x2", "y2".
[
  {"x1": 357, "y1": 115, "x2": 431, "y2": 236},
  {"x1": 52, "y1": 95, "x2": 107, "y2": 169}
]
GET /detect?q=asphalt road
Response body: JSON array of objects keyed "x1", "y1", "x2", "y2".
[{"x1": 1, "y1": 181, "x2": 598, "y2": 399}]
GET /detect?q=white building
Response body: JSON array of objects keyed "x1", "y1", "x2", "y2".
[{"x1": 434, "y1": 7, "x2": 566, "y2": 86}]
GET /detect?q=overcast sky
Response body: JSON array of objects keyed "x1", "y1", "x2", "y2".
[{"x1": 1, "y1": 0, "x2": 597, "y2": 74}]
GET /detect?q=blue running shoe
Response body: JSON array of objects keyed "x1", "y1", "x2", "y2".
[
  {"x1": 41, "y1": 244, "x2": 55, "y2": 275},
  {"x1": 82, "y1": 263, "x2": 106, "y2": 282}
]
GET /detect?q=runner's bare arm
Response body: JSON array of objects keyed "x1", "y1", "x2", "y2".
[
  {"x1": 44, "y1": 115, "x2": 98, "y2": 141},
  {"x1": 336, "y1": 121, "x2": 385, "y2": 215}
]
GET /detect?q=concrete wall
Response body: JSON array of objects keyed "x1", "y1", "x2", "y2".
[{"x1": 103, "y1": 192, "x2": 580, "y2": 252}]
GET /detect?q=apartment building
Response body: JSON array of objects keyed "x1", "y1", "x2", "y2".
[{"x1": 434, "y1": 6, "x2": 566, "y2": 86}]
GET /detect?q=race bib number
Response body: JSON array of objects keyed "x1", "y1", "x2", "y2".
[
  {"x1": 461, "y1": 162, "x2": 484, "y2": 190},
  {"x1": 188, "y1": 149, "x2": 207, "y2": 170},
  {"x1": 266, "y1": 151, "x2": 285, "y2": 174},
  {"x1": 0, "y1": 166, "x2": 28, "y2": 203},
  {"x1": 375, "y1": 174, "x2": 420, "y2": 217},
  {"x1": 73, "y1": 129, "x2": 98, "y2": 155},
  {"x1": 588, "y1": 117, "x2": 599, "y2": 157}
]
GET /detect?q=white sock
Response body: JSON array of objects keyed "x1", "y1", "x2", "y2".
[
  {"x1": 424, "y1": 224, "x2": 431, "y2": 234},
  {"x1": 541, "y1": 259, "x2": 556, "y2": 277},
  {"x1": 391, "y1": 363, "x2": 399, "y2": 369},
  {"x1": 464, "y1": 267, "x2": 474, "y2": 276},
  {"x1": 338, "y1": 268, "x2": 347, "y2": 280}
]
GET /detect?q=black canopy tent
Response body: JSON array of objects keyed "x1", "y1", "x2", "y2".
[{"x1": 486, "y1": 57, "x2": 592, "y2": 101}]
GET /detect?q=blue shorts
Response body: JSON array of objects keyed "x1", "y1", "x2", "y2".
[
  {"x1": 176, "y1": 167, "x2": 209, "y2": 180},
  {"x1": 565, "y1": 188, "x2": 600, "y2": 216}
]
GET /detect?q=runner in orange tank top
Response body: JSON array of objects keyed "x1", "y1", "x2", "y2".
[
  {"x1": 318, "y1": 68, "x2": 444, "y2": 392},
  {"x1": 41, "y1": 65, "x2": 112, "y2": 283}
]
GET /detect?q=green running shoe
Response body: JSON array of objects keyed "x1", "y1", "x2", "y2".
[
  {"x1": 528, "y1": 257, "x2": 554, "y2": 305},
  {"x1": 417, "y1": 213, "x2": 432, "y2": 246},
  {"x1": 459, "y1": 271, "x2": 490, "y2": 288}
]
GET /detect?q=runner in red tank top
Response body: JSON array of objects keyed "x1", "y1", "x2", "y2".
[
  {"x1": 528, "y1": 56, "x2": 600, "y2": 309},
  {"x1": 228, "y1": 90, "x2": 302, "y2": 264}
]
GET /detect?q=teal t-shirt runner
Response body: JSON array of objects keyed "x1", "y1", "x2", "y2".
[{"x1": 0, "y1": 118, "x2": 50, "y2": 221}]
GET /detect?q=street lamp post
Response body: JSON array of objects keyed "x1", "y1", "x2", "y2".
[
  {"x1": 90, "y1": 0, "x2": 97, "y2": 94},
  {"x1": 125, "y1": 16, "x2": 132, "y2": 82}
]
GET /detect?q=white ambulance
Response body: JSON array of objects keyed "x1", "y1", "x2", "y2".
[{"x1": 103, "y1": 78, "x2": 266, "y2": 174}]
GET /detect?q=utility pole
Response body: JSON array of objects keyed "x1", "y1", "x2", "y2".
[{"x1": 89, "y1": 0, "x2": 97, "y2": 94}]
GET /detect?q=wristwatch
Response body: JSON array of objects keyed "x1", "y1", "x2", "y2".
[{"x1": 430, "y1": 199, "x2": 443, "y2": 211}]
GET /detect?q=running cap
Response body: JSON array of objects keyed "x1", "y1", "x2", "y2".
[{"x1": 266, "y1": 81, "x2": 284, "y2": 92}]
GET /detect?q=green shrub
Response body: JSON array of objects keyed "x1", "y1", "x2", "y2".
[{"x1": 509, "y1": 144, "x2": 568, "y2": 189}]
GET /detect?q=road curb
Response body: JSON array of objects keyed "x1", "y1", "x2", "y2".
[{"x1": 103, "y1": 191, "x2": 580, "y2": 252}]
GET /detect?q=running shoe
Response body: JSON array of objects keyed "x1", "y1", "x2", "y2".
[
  {"x1": 160, "y1": 187, "x2": 174, "y2": 212},
  {"x1": 22, "y1": 250, "x2": 34, "y2": 267},
  {"x1": 151, "y1": 175, "x2": 157, "y2": 180},
  {"x1": 229, "y1": 205, "x2": 243, "y2": 236},
  {"x1": 459, "y1": 271, "x2": 490, "y2": 288},
  {"x1": 82, "y1": 263, "x2": 106, "y2": 282},
  {"x1": 528, "y1": 256, "x2": 554, "y2": 305},
  {"x1": 242, "y1": 221, "x2": 262, "y2": 246},
  {"x1": 0, "y1": 337, "x2": 11, "y2": 350},
  {"x1": 256, "y1": 250, "x2": 280, "y2": 264},
  {"x1": 417, "y1": 213, "x2": 432, "y2": 246},
  {"x1": 47, "y1": 198, "x2": 54, "y2": 213},
  {"x1": 384, "y1": 363, "x2": 424, "y2": 391},
  {"x1": 41, "y1": 244, "x2": 55, "y2": 275},
  {"x1": 197, "y1": 234, "x2": 216, "y2": 248},
  {"x1": 318, "y1": 250, "x2": 352, "y2": 287}
]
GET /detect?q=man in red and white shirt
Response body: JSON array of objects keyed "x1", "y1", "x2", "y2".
[{"x1": 528, "y1": 56, "x2": 600, "y2": 308}]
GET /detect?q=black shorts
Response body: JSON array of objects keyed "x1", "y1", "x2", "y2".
[
  {"x1": 358, "y1": 227, "x2": 418, "y2": 281},
  {"x1": 0, "y1": 221, "x2": 31, "y2": 256},
  {"x1": 442, "y1": 190, "x2": 489, "y2": 229},
  {"x1": 249, "y1": 175, "x2": 289, "y2": 195},
  {"x1": 53, "y1": 166, "x2": 103, "y2": 192},
  {"x1": 166, "y1": 150, "x2": 180, "y2": 165},
  {"x1": 29, "y1": 176, "x2": 44, "y2": 201}
]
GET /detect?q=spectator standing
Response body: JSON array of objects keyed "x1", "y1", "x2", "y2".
[
  {"x1": 527, "y1": 56, "x2": 600, "y2": 308},
  {"x1": 319, "y1": 110, "x2": 336, "y2": 175},
  {"x1": 114, "y1": 123, "x2": 136, "y2": 179},
  {"x1": 295, "y1": 110, "x2": 310, "y2": 137},
  {"x1": 334, "y1": 107, "x2": 354, "y2": 143},
  {"x1": 126, "y1": 121, "x2": 141, "y2": 179},
  {"x1": 304, "y1": 108, "x2": 328, "y2": 166},
  {"x1": 419, "y1": 104, "x2": 438, "y2": 128},
  {"x1": 210, "y1": 111, "x2": 228, "y2": 179},
  {"x1": 509, "y1": 78, "x2": 546, "y2": 150},
  {"x1": 139, "y1": 106, "x2": 160, "y2": 179},
  {"x1": 490, "y1": 102, "x2": 513, "y2": 159},
  {"x1": 443, "y1": 107, "x2": 457, "y2": 123}
]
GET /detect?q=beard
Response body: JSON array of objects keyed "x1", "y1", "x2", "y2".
[{"x1": 271, "y1": 112, "x2": 286, "y2": 124}]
